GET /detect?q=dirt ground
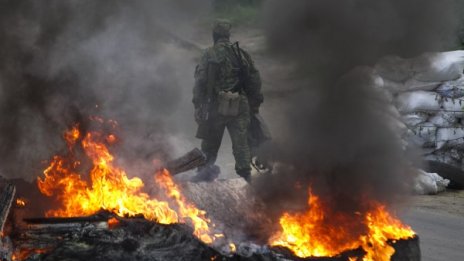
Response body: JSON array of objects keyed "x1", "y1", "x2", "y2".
[
  {"x1": 411, "y1": 190, "x2": 464, "y2": 217},
  {"x1": 403, "y1": 190, "x2": 464, "y2": 261}
]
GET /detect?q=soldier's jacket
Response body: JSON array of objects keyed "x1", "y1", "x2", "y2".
[{"x1": 193, "y1": 39, "x2": 263, "y2": 112}]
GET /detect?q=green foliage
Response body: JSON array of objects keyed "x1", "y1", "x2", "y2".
[
  {"x1": 212, "y1": 0, "x2": 262, "y2": 26},
  {"x1": 213, "y1": 0, "x2": 263, "y2": 10}
]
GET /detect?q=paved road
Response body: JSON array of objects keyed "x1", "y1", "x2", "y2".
[{"x1": 403, "y1": 193, "x2": 464, "y2": 261}]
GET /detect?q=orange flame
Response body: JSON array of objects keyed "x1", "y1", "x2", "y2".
[
  {"x1": 12, "y1": 249, "x2": 48, "y2": 261},
  {"x1": 37, "y1": 123, "x2": 218, "y2": 243},
  {"x1": 155, "y1": 169, "x2": 222, "y2": 244},
  {"x1": 270, "y1": 191, "x2": 415, "y2": 260},
  {"x1": 107, "y1": 217, "x2": 120, "y2": 229},
  {"x1": 16, "y1": 198, "x2": 27, "y2": 207}
]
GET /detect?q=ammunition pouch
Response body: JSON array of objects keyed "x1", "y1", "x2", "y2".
[{"x1": 217, "y1": 91, "x2": 241, "y2": 116}]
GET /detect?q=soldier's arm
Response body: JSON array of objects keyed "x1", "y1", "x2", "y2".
[
  {"x1": 193, "y1": 50, "x2": 209, "y2": 109},
  {"x1": 242, "y1": 50, "x2": 263, "y2": 112}
]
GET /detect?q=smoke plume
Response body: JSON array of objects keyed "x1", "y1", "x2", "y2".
[
  {"x1": 252, "y1": 0, "x2": 463, "y2": 239},
  {"x1": 0, "y1": 0, "x2": 210, "y2": 180}
]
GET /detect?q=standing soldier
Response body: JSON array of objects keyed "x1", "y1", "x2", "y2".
[{"x1": 192, "y1": 20, "x2": 263, "y2": 182}]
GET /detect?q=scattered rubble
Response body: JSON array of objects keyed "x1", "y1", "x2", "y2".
[{"x1": 0, "y1": 182, "x2": 15, "y2": 260}]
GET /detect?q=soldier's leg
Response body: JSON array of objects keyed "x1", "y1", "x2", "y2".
[
  {"x1": 201, "y1": 120, "x2": 226, "y2": 167},
  {"x1": 227, "y1": 110, "x2": 252, "y2": 181},
  {"x1": 191, "y1": 120, "x2": 226, "y2": 182}
]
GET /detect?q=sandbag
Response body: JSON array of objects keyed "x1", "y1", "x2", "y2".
[
  {"x1": 424, "y1": 151, "x2": 461, "y2": 168},
  {"x1": 375, "y1": 51, "x2": 464, "y2": 83},
  {"x1": 436, "y1": 76, "x2": 464, "y2": 98},
  {"x1": 442, "y1": 97, "x2": 464, "y2": 117},
  {"x1": 428, "y1": 111, "x2": 458, "y2": 127},
  {"x1": 436, "y1": 127, "x2": 464, "y2": 149},
  {"x1": 413, "y1": 51, "x2": 464, "y2": 82},
  {"x1": 401, "y1": 112, "x2": 429, "y2": 127},
  {"x1": 381, "y1": 78, "x2": 440, "y2": 93},
  {"x1": 395, "y1": 91, "x2": 441, "y2": 113},
  {"x1": 406, "y1": 125, "x2": 437, "y2": 148},
  {"x1": 404, "y1": 78, "x2": 441, "y2": 92}
]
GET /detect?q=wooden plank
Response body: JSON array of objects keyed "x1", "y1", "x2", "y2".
[
  {"x1": 166, "y1": 148, "x2": 206, "y2": 175},
  {"x1": 0, "y1": 183, "x2": 16, "y2": 234}
]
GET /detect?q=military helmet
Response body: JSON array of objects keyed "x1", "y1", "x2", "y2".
[{"x1": 213, "y1": 19, "x2": 232, "y2": 38}]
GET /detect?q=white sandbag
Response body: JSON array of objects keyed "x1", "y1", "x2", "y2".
[
  {"x1": 413, "y1": 51, "x2": 464, "y2": 82},
  {"x1": 401, "y1": 112, "x2": 429, "y2": 127},
  {"x1": 428, "y1": 111, "x2": 458, "y2": 127},
  {"x1": 424, "y1": 150, "x2": 462, "y2": 167},
  {"x1": 395, "y1": 91, "x2": 441, "y2": 113},
  {"x1": 381, "y1": 78, "x2": 440, "y2": 93},
  {"x1": 436, "y1": 127, "x2": 464, "y2": 149},
  {"x1": 413, "y1": 169, "x2": 449, "y2": 195},
  {"x1": 375, "y1": 51, "x2": 464, "y2": 83},
  {"x1": 436, "y1": 76, "x2": 464, "y2": 98},
  {"x1": 406, "y1": 125, "x2": 437, "y2": 148},
  {"x1": 404, "y1": 78, "x2": 441, "y2": 92},
  {"x1": 442, "y1": 97, "x2": 464, "y2": 117}
]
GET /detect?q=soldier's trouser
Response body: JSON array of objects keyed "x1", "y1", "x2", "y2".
[{"x1": 200, "y1": 99, "x2": 251, "y2": 176}]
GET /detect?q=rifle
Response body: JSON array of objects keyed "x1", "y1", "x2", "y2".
[
  {"x1": 231, "y1": 42, "x2": 248, "y2": 92},
  {"x1": 231, "y1": 43, "x2": 272, "y2": 150}
]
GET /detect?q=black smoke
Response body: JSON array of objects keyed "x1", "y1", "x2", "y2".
[
  {"x1": 251, "y1": 0, "x2": 463, "y2": 240},
  {"x1": 0, "y1": 0, "x2": 210, "y2": 180}
]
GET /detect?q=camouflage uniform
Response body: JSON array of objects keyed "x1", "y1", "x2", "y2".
[{"x1": 193, "y1": 20, "x2": 263, "y2": 180}]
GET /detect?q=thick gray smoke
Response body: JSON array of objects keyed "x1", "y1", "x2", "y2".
[
  {"x1": 0, "y1": 0, "x2": 210, "y2": 180},
  {"x1": 251, "y1": 0, "x2": 463, "y2": 239}
]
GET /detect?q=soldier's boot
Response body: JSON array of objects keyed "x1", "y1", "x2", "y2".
[
  {"x1": 237, "y1": 170, "x2": 251, "y2": 183},
  {"x1": 193, "y1": 129, "x2": 224, "y2": 182},
  {"x1": 191, "y1": 164, "x2": 220, "y2": 183}
]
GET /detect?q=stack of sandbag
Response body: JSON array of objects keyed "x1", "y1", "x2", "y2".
[{"x1": 374, "y1": 51, "x2": 464, "y2": 170}]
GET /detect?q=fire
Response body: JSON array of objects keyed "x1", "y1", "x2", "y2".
[
  {"x1": 37, "y1": 122, "x2": 219, "y2": 243},
  {"x1": 270, "y1": 191, "x2": 415, "y2": 260},
  {"x1": 107, "y1": 217, "x2": 120, "y2": 229},
  {"x1": 229, "y1": 243, "x2": 237, "y2": 253},
  {"x1": 154, "y1": 169, "x2": 222, "y2": 244},
  {"x1": 12, "y1": 249, "x2": 48, "y2": 261},
  {"x1": 16, "y1": 198, "x2": 26, "y2": 207}
]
